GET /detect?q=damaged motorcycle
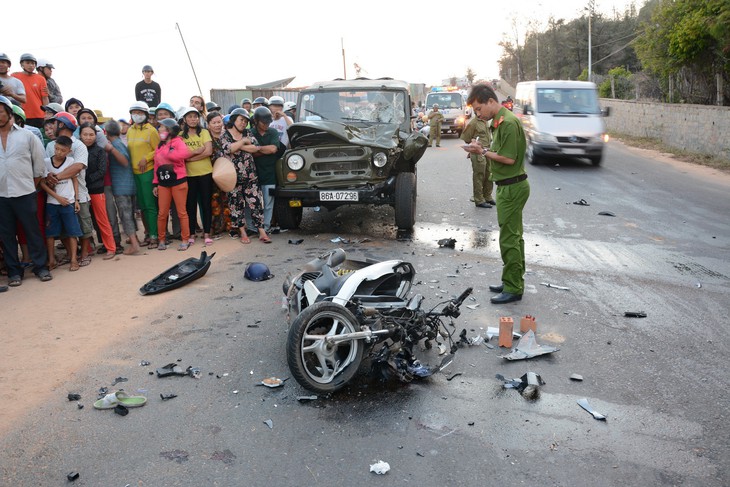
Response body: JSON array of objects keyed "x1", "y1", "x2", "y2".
[{"x1": 283, "y1": 248, "x2": 472, "y2": 393}]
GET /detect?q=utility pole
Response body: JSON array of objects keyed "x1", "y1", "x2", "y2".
[
  {"x1": 536, "y1": 34, "x2": 540, "y2": 80},
  {"x1": 588, "y1": 14, "x2": 592, "y2": 82},
  {"x1": 176, "y1": 22, "x2": 203, "y2": 96},
  {"x1": 341, "y1": 38, "x2": 347, "y2": 80}
]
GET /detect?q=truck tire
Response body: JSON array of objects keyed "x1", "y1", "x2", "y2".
[
  {"x1": 589, "y1": 151, "x2": 603, "y2": 166},
  {"x1": 394, "y1": 172, "x2": 416, "y2": 230},
  {"x1": 275, "y1": 198, "x2": 303, "y2": 229}
]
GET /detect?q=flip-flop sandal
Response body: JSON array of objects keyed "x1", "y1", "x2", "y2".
[
  {"x1": 259, "y1": 236, "x2": 272, "y2": 244},
  {"x1": 79, "y1": 257, "x2": 92, "y2": 267},
  {"x1": 57, "y1": 257, "x2": 71, "y2": 266},
  {"x1": 93, "y1": 391, "x2": 147, "y2": 409},
  {"x1": 204, "y1": 238, "x2": 214, "y2": 245},
  {"x1": 240, "y1": 236, "x2": 251, "y2": 244},
  {"x1": 49, "y1": 262, "x2": 59, "y2": 270},
  {"x1": 103, "y1": 252, "x2": 116, "y2": 260},
  {"x1": 177, "y1": 243, "x2": 189, "y2": 251},
  {"x1": 69, "y1": 262, "x2": 80, "y2": 271},
  {"x1": 8, "y1": 277, "x2": 22, "y2": 287}
]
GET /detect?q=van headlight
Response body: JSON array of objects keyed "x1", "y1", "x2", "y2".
[
  {"x1": 602, "y1": 133, "x2": 610, "y2": 143},
  {"x1": 287, "y1": 154, "x2": 304, "y2": 171},
  {"x1": 373, "y1": 152, "x2": 388, "y2": 168},
  {"x1": 533, "y1": 132, "x2": 556, "y2": 143}
]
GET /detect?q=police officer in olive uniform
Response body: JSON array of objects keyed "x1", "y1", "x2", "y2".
[
  {"x1": 460, "y1": 115, "x2": 494, "y2": 208},
  {"x1": 464, "y1": 84, "x2": 529, "y2": 304},
  {"x1": 427, "y1": 104, "x2": 444, "y2": 147}
]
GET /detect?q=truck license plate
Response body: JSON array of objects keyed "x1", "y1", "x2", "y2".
[
  {"x1": 319, "y1": 191, "x2": 359, "y2": 202},
  {"x1": 563, "y1": 148, "x2": 584, "y2": 155}
]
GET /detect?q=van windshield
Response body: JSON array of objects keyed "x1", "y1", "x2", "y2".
[
  {"x1": 536, "y1": 88, "x2": 600, "y2": 114},
  {"x1": 426, "y1": 93, "x2": 463, "y2": 110}
]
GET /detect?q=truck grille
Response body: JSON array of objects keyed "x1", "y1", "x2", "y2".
[
  {"x1": 311, "y1": 160, "x2": 369, "y2": 176},
  {"x1": 313, "y1": 147, "x2": 365, "y2": 158}
]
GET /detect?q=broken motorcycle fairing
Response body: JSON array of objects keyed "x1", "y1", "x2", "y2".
[{"x1": 284, "y1": 248, "x2": 471, "y2": 393}]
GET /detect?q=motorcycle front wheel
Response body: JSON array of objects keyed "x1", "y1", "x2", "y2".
[{"x1": 287, "y1": 302, "x2": 364, "y2": 393}]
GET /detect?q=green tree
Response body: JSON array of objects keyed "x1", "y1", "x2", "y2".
[
  {"x1": 465, "y1": 67, "x2": 477, "y2": 86},
  {"x1": 599, "y1": 67, "x2": 633, "y2": 98}
]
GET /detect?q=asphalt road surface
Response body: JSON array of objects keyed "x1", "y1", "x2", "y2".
[{"x1": 1, "y1": 136, "x2": 728, "y2": 486}]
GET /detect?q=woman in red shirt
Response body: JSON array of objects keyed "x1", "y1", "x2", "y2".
[{"x1": 153, "y1": 119, "x2": 193, "y2": 251}]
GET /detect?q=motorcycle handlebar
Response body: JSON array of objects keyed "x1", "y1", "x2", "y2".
[{"x1": 454, "y1": 287, "x2": 473, "y2": 307}]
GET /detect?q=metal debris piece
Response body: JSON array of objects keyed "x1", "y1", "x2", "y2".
[
  {"x1": 330, "y1": 237, "x2": 350, "y2": 244},
  {"x1": 160, "y1": 393, "x2": 178, "y2": 401},
  {"x1": 288, "y1": 239, "x2": 304, "y2": 245},
  {"x1": 467, "y1": 335, "x2": 484, "y2": 346},
  {"x1": 624, "y1": 311, "x2": 647, "y2": 318},
  {"x1": 501, "y1": 330, "x2": 559, "y2": 360},
  {"x1": 437, "y1": 238, "x2": 456, "y2": 248},
  {"x1": 577, "y1": 398, "x2": 607, "y2": 420},
  {"x1": 446, "y1": 373, "x2": 462, "y2": 381},
  {"x1": 570, "y1": 374, "x2": 584, "y2": 381},
  {"x1": 573, "y1": 199, "x2": 590, "y2": 206},
  {"x1": 111, "y1": 377, "x2": 128, "y2": 386},
  {"x1": 186, "y1": 366, "x2": 202, "y2": 379},
  {"x1": 297, "y1": 395, "x2": 318, "y2": 402},
  {"x1": 369, "y1": 460, "x2": 390, "y2": 475},
  {"x1": 67, "y1": 472, "x2": 80, "y2": 481},
  {"x1": 437, "y1": 343, "x2": 447, "y2": 355},
  {"x1": 446, "y1": 274, "x2": 459, "y2": 278},
  {"x1": 466, "y1": 304, "x2": 480, "y2": 310},
  {"x1": 541, "y1": 282, "x2": 570, "y2": 291},
  {"x1": 598, "y1": 211, "x2": 616, "y2": 217},
  {"x1": 139, "y1": 360, "x2": 151, "y2": 366},
  {"x1": 486, "y1": 327, "x2": 522, "y2": 340},
  {"x1": 263, "y1": 419, "x2": 273, "y2": 429}
]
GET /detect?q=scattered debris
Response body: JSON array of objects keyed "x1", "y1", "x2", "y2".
[
  {"x1": 186, "y1": 366, "x2": 202, "y2": 379},
  {"x1": 501, "y1": 330, "x2": 559, "y2": 360},
  {"x1": 499, "y1": 317, "x2": 514, "y2": 348},
  {"x1": 554, "y1": 187, "x2": 561, "y2": 190},
  {"x1": 111, "y1": 377, "x2": 128, "y2": 386},
  {"x1": 77, "y1": 403, "x2": 84, "y2": 410},
  {"x1": 577, "y1": 398, "x2": 607, "y2": 421},
  {"x1": 113, "y1": 404, "x2": 129, "y2": 416},
  {"x1": 369, "y1": 460, "x2": 390, "y2": 475},
  {"x1": 437, "y1": 343, "x2": 447, "y2": 355},
  {"x1": 160, "y1": 393, "x2": 178, "y2": 401},
  {"x1": 67, "y1": 471, "x2": 80, "y2": 482},
  {"x1": 437, "y1": 238, "x2": 456, "y2": 248},
  {"x1": 540, "y1": 282, "x2": 570, "y2": 291},
  {"x1": 465, "y1": 304, "x2": 480, "y2": 310},
  {"x1": 139, "y1": 360, "x2": 151, "y2": 366},
  {"x1": 156, "y1": 363, "x2": 187, "y2": 378},
  {"x1": 297, "y1": 395, "x2": 318, "y2": 402},
  {"x1": 696, "y1": 282, "x2": 702, "y2": 288},
  {"x1": 446, "y1": 373, "x2": 462, "y2": 381},
  {"x1": 520, "y1": 315, "x2": 536, "y2": 333},
  {"x1": 573, "y1": 198, "x2": 590, "y2": 206},
  {"x1": 624, "y1": 311, "x2": 647, "y2": 318},
  {"x1": 496, "y1": 372, "x2": 545, "y2": 400},
  {"x1": 570, "y1": 374, "x2": 584, "y2": 381},
  {"x1": 160, "y1": 450, "x2": 189, "y2": 463},
  {"x1": 598, "y1": 211, "x2": 616, "y2": 217},
  {"x1": 263, "y1": 419, "x2": 273, "y2": 429},
  {"x1": 97, "y1": 387, "x2": 109, "y2": 398},
  {"x1": 330, "y1": 237, "x2": 350, "y2": 244},
  {"x1": 486, "y1": 327, "x2": 522, "y2": 340},
  {"x1": 288, "y1": 239, "x2": 304, "y2": 245},
  {"x1": 67, "y1": 393, "x2": 81, "y2": 401},
  {"x1": 258, "y1": 377, "x2": 288, "y2": 388}
]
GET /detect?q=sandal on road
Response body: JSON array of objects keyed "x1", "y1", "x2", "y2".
[
  {"x1": 79, "y1": 257, "x2": 92, "y2": 267},
  {"x1": 156, "y1": 363, "x2": 188, "y2": 378},
  {"x1": 93, "y1": 391, "x2": 147, "y2": 409},
  {"x1": 69, "y1": 261, "x2": 80, "y2": 272}
]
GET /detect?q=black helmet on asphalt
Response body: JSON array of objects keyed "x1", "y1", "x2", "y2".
[
  {"x1": 244, "y1": 262, "x2": 274, "y2": 282},
  {"x1": 253, "y1": 106, "x2": 273, "y2": 124}
]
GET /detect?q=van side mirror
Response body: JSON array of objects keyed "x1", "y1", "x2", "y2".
[{"x1": 602, "y1": 106, "x2": 611, "y2": 117}]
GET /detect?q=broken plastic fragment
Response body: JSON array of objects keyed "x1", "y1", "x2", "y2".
[
  {"x1": 160, "y1": 393, "x2": 178, "y2": 401},
  {"x1": 114, "y1": 404, "x2": 129, "y2": 416},
  {"x1": 570, "y1": 374, "x2": 584, "y2": 381},
  {"x1": 466, "y1": 304, "x2": 480, "y2": 310},
  {"x1": 288, "y1": 239, "x2": 304, "y2": 245},
  {"x1": 67, "y1": 472, "x2": 80, "y2": 481},
  {"x1": 67, "y1": 393, "x2": 81, "y2": 401},
  {"x1": 437, "y1": 343, "x2": 447, "y2": 355},
  {"x1": 111, "y1": 377, "x2": 128, "y2": 386},
  {"x1": 540, "y1": 282, "x2": 570, "y2": 291},
  {"x1": 187, "y1": 366, "x2": 202, "y2": 379},
  {"x1": 369, "y1": 460, "x2": 390, "y2": 475},
  {"x1": 139, "y1": 360, "x2": 151, "y2": 366},
  {"x1": 263, "y1": 419, "x2": 273, "y2": 429},
  {"x1": 330, "y1": 237, "x2": 350, "y2": 244},
  {"x1": 297, "y1": 395, "x2": 318, "y2": 402},
  {"x1": 573, "y1": 199, "x2": 590, "y2": 206},
  {"x1": 624, "y1": 311, "x2": 647, "y2": 318},
  {"x1": 437, "y1": 238, "x2": 456, "y2": 248},
  {"x1": 258, "y1": 377, "x2": 287, "y2": 388},
  {"x1": 500, "y1": 330, "x2": 559, "y2": 360},
  {"x1": 577, "y1": 397, "x2": 607, "y2": 420},
  {"x1": 598, "y1": 211, "x2": 616, "y2": 217}
]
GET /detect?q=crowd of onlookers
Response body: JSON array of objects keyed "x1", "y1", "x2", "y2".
[{"x1": 0, "y1": 56, "x2": 297, "y2": 290}]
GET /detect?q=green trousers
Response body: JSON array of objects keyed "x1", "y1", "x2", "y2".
[
  {"x1": 496, "y1": 179, "x2": 530, "y2": 294},
  {"x1": 134, "y1": 170, "x2": 158, "y2": 239},
  {"x1": 428, "y1": 124, "x2": 441, "y2": 146},
  {"x1": 470, "y1": 154, "x2": 493, "y2": 204}
]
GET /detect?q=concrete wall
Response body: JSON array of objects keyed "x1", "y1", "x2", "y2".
[{"x1": 600, "y1": 99, "x2": 730, "y2": 160}]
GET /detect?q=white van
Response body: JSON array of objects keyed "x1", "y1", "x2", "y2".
[
  {"x1": 424, "y1": 89, "x2": 469, "y2": 137},
  {"x1": 514, "y1": 80, "x2": 610, "y2": 165}
]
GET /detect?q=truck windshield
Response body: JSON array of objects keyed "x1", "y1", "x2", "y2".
[
  {"x1": 536, "y1": 88, "x2": 600, "y2": 114},
  {"x1": 299, "y1": 90, "x2": 407, "y2": 126},
  {"x1": 426, "y1": 93, "x2": 463, "y2": 110}
]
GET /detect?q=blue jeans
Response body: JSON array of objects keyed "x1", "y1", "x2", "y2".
[{"x1": 0, "y1": 192, "x2": 48, "y2": 278}]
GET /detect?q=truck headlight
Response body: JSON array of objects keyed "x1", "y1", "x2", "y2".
[
  {"x1": 373, "y1": 152, "x2": 388, "y2": 168},
  {"x1": 287, "y1": 154, "x2": 304, "y2": 171},
  {"x1": 602, "y1": 133, "x2": 610, "y2": 143}
]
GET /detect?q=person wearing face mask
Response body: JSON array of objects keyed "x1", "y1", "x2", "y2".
[
  {"x1": 152, "y1": 118, "x2": 193, "y2": 251},
  {"x1": 126, "y1": 101, "x2": 160, "y2": 248}
]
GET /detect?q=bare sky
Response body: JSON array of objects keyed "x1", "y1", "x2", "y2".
[{"x1": 4, "y1": 0, "x2": 641, "y2": 119}]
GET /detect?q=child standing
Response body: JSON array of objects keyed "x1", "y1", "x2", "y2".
[
  {"x1": 153, "y1": 118, "x2": 192, "y2": 251},
  {"x1": 40, "y1": 136, "x2": 83, "y2": 271}
]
